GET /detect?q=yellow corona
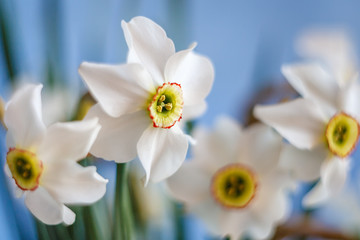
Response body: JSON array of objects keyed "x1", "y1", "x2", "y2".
[
  {"x1": 211, "y1": 164, "x2": 257, "y2": 209},
  {"x1": 326, "y1": 112, "x2": 360, "y2": 158},
  {"x1": 6, "y1": 148, "x2": 43, "y2": 191},
  {"x1": 148, "y1": 82, "x2": 184, "y2": 129}
]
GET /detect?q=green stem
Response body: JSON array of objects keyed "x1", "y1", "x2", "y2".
[
  {"x1": 35, "y1": 220, "x2": 52, "y2": 240},
  {"x1": 113, "y1": 163, "x2": 135, "y2": 240},
  {"x1": 67, "y1": 207, "x2": 86, "y2": 240},
  {"x1": 51, "y1": 224, "x2": 73, "y2": 240},
  {"x1": 79, "y1": 158, "x2": 110, "y2": 240},
  {"x1": 83, "y1": 205, "x2": 103, "y2": 240},
  {"x1": 173, "y1": 202, "x2": 185, "y2": 240},
  {"x1": 0, "y1": 1, "x2": 16, "y2": 85}
]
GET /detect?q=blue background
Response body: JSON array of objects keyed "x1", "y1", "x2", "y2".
[{"x1": 2, "y1": 0, "x2": 360, "y2": 239}]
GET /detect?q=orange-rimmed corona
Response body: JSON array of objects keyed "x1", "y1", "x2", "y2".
[
  {"x1": 148, "y1": 82, "x2": 184, "y2": 129},
  {"x1": 6, "y1": 148, "x2": 43, "y2": 191},
  {"x1": 211, "y1": 163, "x2": 257, "y2": 209},
  {"x1": 326, "y1": 112, "x2": 360, "y2": 158}
]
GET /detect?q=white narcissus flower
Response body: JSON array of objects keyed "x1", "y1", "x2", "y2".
[
  {"x1": 4, "y1": 84, "x2": 108, "y2": 225},
  {"x1": 167, "y1": 117, "x2": 291, "y2": 239},
  {"x1": 254, "y1": 62, "x2": 360, "y2": 207},
  {"x1": 79, "y1": 16, "x2": 214, "y2": 184}
]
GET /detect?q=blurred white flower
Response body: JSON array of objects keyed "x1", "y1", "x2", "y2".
[
  {"x1": 4, "y1": 84, "x2": 108, "y2": 225},
  {"x1": 79, "y1": 16, "x2": 214, "y2": 184},
  {"x1": 255, "y1": 61, "x2": 360, "y2": 207},
  {"x1": 42, "y1": 88, "x2": 79, "y2": 125},
  {"x1": 131, "y1": 164, "x2": 174, "y2": 230},
  {"x1": 296, "y1": 29, "x2": 358, "y2": 87},
  {"x1": 167, "y1": 117, "x2": 291, "y2": 239},
  {"x1": 9, "y1": 74, "x2": 79, "y2": 125}
]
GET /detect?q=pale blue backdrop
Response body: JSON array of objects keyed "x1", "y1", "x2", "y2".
[{"x1": 2, "y1": 0, "x2": 360, "y2": 239}]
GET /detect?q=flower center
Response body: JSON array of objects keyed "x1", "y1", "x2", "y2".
[
  {"x1": 148, "y1": 82, "x2": 183, "y2": 129},
  {"x1": 326, "y1": 112, "x2": 360, "y2": 158},
  {"x1": 6, "y1": 148, "x2": 43, "y2": 191},
  {"x1": 211, "y1": 164, "x2": 257, "y2": 209}
]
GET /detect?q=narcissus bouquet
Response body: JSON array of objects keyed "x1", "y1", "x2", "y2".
[{"x1": 2, "y1": 16, "x2": 360, "y2": 240}]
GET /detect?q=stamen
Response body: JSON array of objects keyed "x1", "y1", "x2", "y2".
[
  {"x1": 228, "y1": 188, "x2": 236, "y2": 196},
  {"x1": 23, "y1": 171, "x2": 29, "y2": 178},
  {"x1": 25, "y1": 163, "x2": 31, "y2": 170},
  {"x1": 157, "y1": 106, "x2": 163, "y2": 112},
  {"x1": 229, "y1": 176, "x2": 237, "y2": 184},
  {"x1": 159, "y1": 95, "x2": 166, "y2": 102}
]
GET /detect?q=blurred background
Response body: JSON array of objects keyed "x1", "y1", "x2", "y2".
[{"x1": 2, "y1": 0, "x2": 360, "y2": 239}]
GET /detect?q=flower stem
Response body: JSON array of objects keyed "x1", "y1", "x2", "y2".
[
  {"x1": 35, "y1": 220, "x2": 72, "y2": 240},
  {"x1": 0, "y1": 97, "x2": 6, "y2": 130},
  {"x1": 0, "y1": 2, "x2": 16, "y2": 85},
  {"x1": 83, "y1": 205, "x2": 103, "y2": 240},
  {"x1": 35, "y1": 220, "x2": 52, "y2": 240},
  {"x1": 113, "y1": 163, "x2": 135, "y2": 240},
  {"x1": 173, "y1": 202, "x2": 185, "y2": 240}
]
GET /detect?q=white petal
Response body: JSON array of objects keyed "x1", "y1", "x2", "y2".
[
  {"x1": 248, "y1": 173, "x2": 290, "y2": 239},
  {"x1": 38, "y1": 118, "x2": 100, "y2": 164},
  {"x1": 127, "y1": 47, "x2": 140, "y2": 64},
  {"x1": 42, "y1": 163, "x2": 108, "y2": 204},
  {"x1": 14, "y1": 186, "x2": 24, "y2": 198},
  {"x1": 279, "y1": 144, "x2": 326, "y2": 181},
  {"x1": 239, "y1": 124, "x2": 282, "y2": 174},
  {"x1": 4, "y1": 163, "x2": 11, "y2": 178},
  {"x1": 247, "y1": 212, "x2": 278, "y2": 240},
  {"x1": 339, "y1": 81, "x2": 360, "y2": 119},
  {"x1": 4, "y1": 84, "x2": 45, "y2": 149},
  {"x1": 282, "y1": 63, "x2": 338, "y2": 117},
  {"x1": 181, "y1": 100, "x2": 207, "y2": 121},
  {"x1": 79, "y1": 62, "x2": 153, "y2": 118},
  {"x1": 62, "y1": 206, "x2": 76, "y2": 225},
  {"x1": 190, "y1": 198, "x2": 249, "y2": 238},
  {"x1": 186, "y1": 134, "x2": 196, "y2": 145},
  {"x1": 250, "y1": 173, "x2": 290, "y2": 222},
  {"x1": 321, "y1": 157, "x2": 349, "y2": 195},
  {"x1": 25, "y1": 187, "x2": 75, "y2": 225},
  {"x1": 137, "y1": 125, "x2": 188, "y2": 184},
  {"x1": 254, "y1": 99, "x2": 326, "y2": 150},
  {"x1": 192, "y1": 116, "x2": 242, "y2": 174},
  {"x1": 166, "y1": 161, "x2": 210, "y2": 205},
  {"x1": 5, "y1": 131, "x2": 15, "y2": 148},
  {"x1": 302, "y1": 182, "x2": 329, "y2": 207},
  {"x1": 4, "y1": 164, "x2": 25, "y2": 198},
  {"x1": 189, "y1": 198, "x2": 223, "y2": 236},
  {"x1": 121, "y1": 16, "x2": 175, "y2": 85},
  {"x1": 303, "y1": 157, "x2": 349, "y2": 207},
  {"x1": 164, "y1": 46, "x2": 214, "y2": 105},
  {"x1": 221, "y1": 211, "x2": 250, "y2": 239},
  {"x1": 86, "y1": 105, "x2": 150, "y2": 163},
  {"x1": 296, "y1": 29, "x2": 357, "y2": 86}
]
